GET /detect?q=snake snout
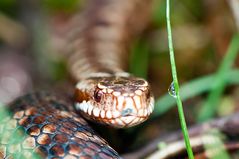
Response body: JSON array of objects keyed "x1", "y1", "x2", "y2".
[{"x1": 75, "y1": 76, "x2": 155, "y2": 128}]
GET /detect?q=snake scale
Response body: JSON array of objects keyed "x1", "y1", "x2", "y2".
[{"x1": 0, "y1": 0, "x2": 154, "y2": 158}]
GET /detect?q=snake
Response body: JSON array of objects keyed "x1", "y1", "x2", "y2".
[{"x1": 0, "y1": 0, "x2": 154, "y2": 158}]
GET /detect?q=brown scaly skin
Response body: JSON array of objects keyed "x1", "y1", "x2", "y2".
[
  {"x1": 67, "y1": 0, "x2": 154, "y2": 128},
  {"x1": 0, "y1": 0, "x2": 153, "y2": 158},
  {"x1": 0, "y1": 92, "x2": 121, "y2": 159},
  {"x1": 67, "y1": 0, "x2": 153, "y2": 79}
]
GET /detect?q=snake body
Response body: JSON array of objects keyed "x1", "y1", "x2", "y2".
[
  {"x1": 0, "y1": 0, "x2": 154, "y2": 158},
  {"x1": 67, "y1": 0, "x2": 154, "y2": 128},
  {"x1": 0, "y1": 92, "x2": 120, "y2": 158}
]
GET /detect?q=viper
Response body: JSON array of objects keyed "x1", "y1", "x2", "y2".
[{"x1": 0, "y1": 0, "x2": 154, "y2": 158}]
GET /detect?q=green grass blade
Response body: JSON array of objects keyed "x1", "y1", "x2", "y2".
[
  {"x1": 129, "y1": 39, "x2": 150, "y2": 79},
  {"x1": 197, "y1": 34, "x2": 239, "y2": 122},
  {"x1": 203, "y1": 130, "x2": 230, "y2": 159},
  {"x1": 151, "y1": 69, "x2": 239, "y2": 119}
]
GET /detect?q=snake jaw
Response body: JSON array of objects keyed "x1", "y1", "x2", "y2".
[
  {"x1": 75, "y1": 97, "x2": 154, "y2": 128},
  {"x1": 75, "y1": 75, "x2": 154, "y2": 128}
]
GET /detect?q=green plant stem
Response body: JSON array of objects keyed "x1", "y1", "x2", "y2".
[
  {"x1": 152, "y1": 69, "x2": 239, "y2": 118},
  {"x1": 166, "y1": 0, "x2": 194, "y2": 158},
  {"x1": 197, "y1": 34, "x2": 239, "y2": 122}
]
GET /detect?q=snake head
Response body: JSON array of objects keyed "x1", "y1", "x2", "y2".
[{"x1": 75, "y1": 74, "x2": 154, "y2": 128}]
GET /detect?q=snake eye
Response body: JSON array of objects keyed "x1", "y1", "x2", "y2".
[{"x1": 94, "y1": 90, "x2": 103, "y2": 102}]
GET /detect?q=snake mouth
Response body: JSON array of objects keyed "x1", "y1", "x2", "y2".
[{"x1": 75, "y1": 97, "x2": 154, "y2": 128}]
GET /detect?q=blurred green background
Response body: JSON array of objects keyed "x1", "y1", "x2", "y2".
[{"x1": 0, "y1": 0, "x2": 239, "y2": 158}]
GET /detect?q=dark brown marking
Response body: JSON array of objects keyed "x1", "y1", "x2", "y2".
[
  {"x1": 50, "y1": 144, "x2": 65, "y2": 157},
  {"x1": 67, "y1": 144, "x2": 82, "y2": 155},
  {"x1": 27, "y1": 125, "x2": 40, "y2": 136},
  {"x1": 37, "y1": 134, "x2": 51, "y2": 145},
  {"x1": 33, "y1": 116, "x2": 45, "y2": 124},
  {"x1": 42, "y1": 124, "x2": 57, "y2": 134},
  {"x1": 53, "y1": 134, "x2": 68, "y2": 144}
]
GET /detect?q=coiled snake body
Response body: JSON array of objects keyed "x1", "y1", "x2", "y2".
[{"x1": 0, "y1": 0, "x2": 154, "y2": 158}]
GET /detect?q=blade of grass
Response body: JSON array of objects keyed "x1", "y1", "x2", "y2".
[
  {"x1": 166, "y1": 0, "x2": 194, "y2": 158},
  {"x1": 197, "y1": 34, "x2": 239, "y2": 122},
  {"x1": 203, "y1": 130, "x2": 230, "y2": 159},
  {"x1": 129, "y1": 39, "x2": 150, "y2": 79},
  {"x1": 151, "y1": 69, "x2": 239, "y2": 119}
]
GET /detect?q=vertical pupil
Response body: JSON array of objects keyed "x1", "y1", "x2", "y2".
[{"x1": 94, "y1": 90, "x2": 102, "y2": 102}]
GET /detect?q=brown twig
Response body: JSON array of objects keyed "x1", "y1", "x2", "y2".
[{"x1": 122, "y1": 113, "x2": 239, "y2": 159}]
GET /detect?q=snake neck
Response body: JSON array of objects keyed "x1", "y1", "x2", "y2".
[{"x1": 66, "y1": 0, "x2": 152, "y2": 81}]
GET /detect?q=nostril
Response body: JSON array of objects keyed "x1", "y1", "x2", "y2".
[{"x1": 121, "y1": 108, "x2": 133, "y2": 116}]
